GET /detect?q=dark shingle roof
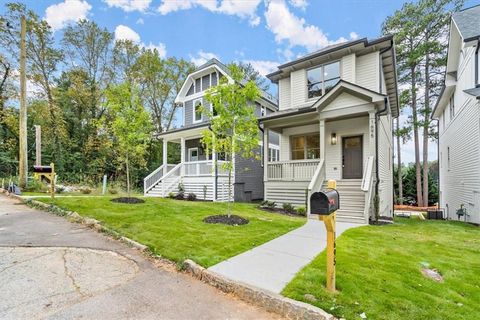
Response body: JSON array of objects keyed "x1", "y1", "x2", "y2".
[{"x1": 453, "y1": 5, "x2": 480, "y2": 41}]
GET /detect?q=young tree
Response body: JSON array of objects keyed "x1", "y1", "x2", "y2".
[
  {"x1": 105, "y1": 82, "x2": 152, "y2": 197},
  {"x1": 234, "y1": 61, "x2": 270, "y2": 92},
  {"x1": 201, "y1": 64, "x2": 260, "y2": 216}
]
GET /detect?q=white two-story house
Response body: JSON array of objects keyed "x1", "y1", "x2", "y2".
[
  {"x1": 260, "y1": 36, "x2": 398, "y2": 224},
  {"x1": 143, "y1": 59, "x2": 279, "y2": 202},
  {"x1": 432, "y1": 5, "x2": 480, "y2": 224}
]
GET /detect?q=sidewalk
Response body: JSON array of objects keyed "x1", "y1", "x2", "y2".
[{"x1": 208, "y1": 219, "x2": 362, "y2": 293}]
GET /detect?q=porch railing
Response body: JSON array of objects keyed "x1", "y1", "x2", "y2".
[
  {"x1": 267, "y1": 159, "x2": 321, "y2": 181},
  {"x1": 184, "y1": 160, "x2": 229, "y2": 176},
  {"x1": 307, "y1": 159, "x2": 325, "y2": 214},
  {"x1": 143, "y1": 164, "x2": 176, "y2": 194},
  {"x1": 361, "y1": 156, "x2": 375, "y2": 222}
]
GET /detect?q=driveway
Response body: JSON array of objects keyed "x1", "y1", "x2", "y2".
[
  {"x1": 0, "y1": 195, "x2": 280, "y2": 319},
  {"x1": 209, "y1": 219, "x2": 361, "y2": 293}
]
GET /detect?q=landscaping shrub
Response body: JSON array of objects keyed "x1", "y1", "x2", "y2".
[
  {"x1": 296, "y1": 206, "x2": 306, "y2": 216},
  {"x1": 260, "y1": 200, "x2": 276, "y2": 210},
  {"x1": 80, "y1": 187, "x2": 92, "y2": 194},
  {"x1": 282, "y1": 203, "x2": 295, "y2": 214},
  {"x1": 175, "y1": 192, "x2": 184, "y2": 200},
  {"x1": 23, "y1": 179, "x2": 47, "y2": 193},
  {"x1": 187, "y1": 193, "x2": 197, "y2": 201},
  {"x1": 56, "y1": 186, "x2": 65, "y2": 194},
  {"x1": 178, "y1": 182, "x2": 185, "y2": 193},
  {"x1": 168, "y1": 192, "x2": 175, "y2": 199}
]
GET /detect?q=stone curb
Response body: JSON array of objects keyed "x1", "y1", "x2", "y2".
[
  {"x1": 183, "y1": 259, "x2": 334, "y2": 320},
  {"x1": 1, "y1": 190, "x2": 334, "y2": 319}
]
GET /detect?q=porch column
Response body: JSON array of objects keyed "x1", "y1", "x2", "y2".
[
  {"x1": 163, "y1": 138, "x2": 168, "y2": 176},
  {"x1": 263, "y1": 127, "x2": 269, "y2": 182},
  {"x1": 319, "y1": 120, "x2": 326, "y2": 160},
  {"x1": 212, "y1": 138, "x2": 217, "y2": 201},
  {"x1": 180, "y1": 137, "x2": 186, "y2": 176}
]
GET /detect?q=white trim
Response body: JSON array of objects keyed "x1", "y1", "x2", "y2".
[
  {"x1": 193, "y1": 98, "x2": 203, "y2": 123},
  {"x1": 188, "y1": 147, "x2": 199, "y2": 162}
]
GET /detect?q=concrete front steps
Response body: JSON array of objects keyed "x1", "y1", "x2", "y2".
[{"x1": 322, "y1": 179, "x2": 367, "y2": 224}]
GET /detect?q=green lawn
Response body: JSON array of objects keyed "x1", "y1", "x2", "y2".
[
  {"x1": 38, "y1": 197, "x2": 304, "y2": 267},
  {"x1": 282, "y1": 218, "x2": 480, "y2": 320}
]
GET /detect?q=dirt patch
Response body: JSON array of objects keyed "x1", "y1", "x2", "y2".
[
  {"x1": 203, "y1": 215, "x2": 249, "y2": 226},
  {"x1": 110, "y1": 197, "x2": 145, "y2": 204},
  {"x1": 421, "y1": 268, "x2": 444, "y2": 282}
]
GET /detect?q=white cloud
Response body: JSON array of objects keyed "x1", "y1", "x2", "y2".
[
  {"x1": 45, "y1": 0, "x2": 92, "y2": 31},
  {"x1": 190, "y1": 50, "x2": 219, "y2": 66},
  {"x1": 349, "y1": 31, "x2": 359, "y2": 40},
  {"x1": 243, "y1": 60, "x2": 278, "y2": 77},
  {"x1": 289, "y1": 0, "x2": 307, "y2": 9},
  {"x1": 265, "y1": 0, "x2": 357, "y2": 52},
  {"x1": 104, "y1": 0, "x2": 151, "y2": 12},
  {"x1": 143, "y1": 42, "x2": 167, "y2": 58},
  {"x1": 158, "y1": 0, "x2": 261, "y2": 26},
  {"x1": 136, "y1": 18, "x2": 144, "y2": 24},
  {"x1": 114, "y1": 25, "x2": 141, "y2": 42}
]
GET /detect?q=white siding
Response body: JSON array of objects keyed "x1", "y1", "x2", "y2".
[
  {"x1": 356, "y1": 52, "x2": 379, "y2": 92},
  {"x1": 324, "y1": 117, "x2": 371, "y2": 180},
  {"x1": 341, "y1": 54, "x2": 356, "y2": 83},
  {"x1": 323, "y1": 92, "x2": 368, "y2": 112},
  {"x1": 279, "y1": 77, "x2": 291, "y2": 110},
  {"x1": 290, "y1": 69, "x2": 307, "y2": 107},
  {"x1": 377, "y1": 113, "x2": 393, "y2": 217}
]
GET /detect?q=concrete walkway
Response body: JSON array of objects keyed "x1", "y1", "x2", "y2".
[
  {"x1": 209, "y1": 219, "x2": 362, "y2": 293},
  {"x1": 0, "y1": 194, "x2": 280, "y2": 320}
]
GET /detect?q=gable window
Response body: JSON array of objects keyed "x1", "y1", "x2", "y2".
[
  {"x1": 193, "y1": 99, "x2": 203, "y2": 123},
  {"x1": 307, "y1": 61, "x2": 340, "y2": 99},
  {"x1": 261, "y1": 106, "x2": 266, "y2": 116},
  {"x1": 449, "y1": 95, "x2": 455, "y2": 120},
  {"x1": 291, "y1": 133, "x2": 320, "y2": 160}
]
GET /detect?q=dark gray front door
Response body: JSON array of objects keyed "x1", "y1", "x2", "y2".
[{"x1": 342, "y1": 136, "x2": 363, "y2": 179}]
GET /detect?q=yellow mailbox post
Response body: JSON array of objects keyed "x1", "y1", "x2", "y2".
[
  {"x1": 310, "y1": 179, "x2": 338, "y2": 292},
  {"x1": 33, "y1": 163, "x2": 55, "y2": 199}
]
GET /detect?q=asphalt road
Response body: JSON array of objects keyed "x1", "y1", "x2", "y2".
[{"x1": 0, "y1": 195, "x2": 280, "y2": 320}]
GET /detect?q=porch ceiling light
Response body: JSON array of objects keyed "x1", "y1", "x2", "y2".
[{"x1": 331, "y1": 133, "x2": 337, "y2": 145}]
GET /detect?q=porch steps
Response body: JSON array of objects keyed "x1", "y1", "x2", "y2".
[{"x1": 322, "y1": 179, "x2": 366, "y2": 224}]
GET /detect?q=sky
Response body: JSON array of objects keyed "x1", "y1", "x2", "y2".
[{"x1": 4, "y1": 0, "x2": 479, "y2": 164}]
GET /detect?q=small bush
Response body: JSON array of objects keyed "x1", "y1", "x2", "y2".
[
  {"x1": 24, "y1": 179, "x2": 47, "y2": 193},
  {"x1": 168, "y1": 192, "x2": 175, "y2": 199},
  {"x1": 56, "y1": 186, "x2": 65, "y2": 194},
  {"x1": 296, "y1": 206, "x2": 307, "y2": 216},
  {"x1": 282, "y1": 202, "x2": 295, "y2": 214},
  {"x1": 109, "y1": 188, "x2": 118, "y2": 194},
  {"x1": 187, "y1": 193, "x2": 197, "y2": 201},
  {"x1": 178, "y1": 182, "x2": 185, "y2": 193},
  {"x1": 175, "y1": 192, "x2": 184, "y2": 200},
  {"x1": 80, "y1": 187, "x2": 92, "y2": 194}
]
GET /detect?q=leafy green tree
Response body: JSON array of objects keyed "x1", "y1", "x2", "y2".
[
  {"x1": 201, "y1": 64, "x2": 260, "y2": 216},
  {"x1": 105, "y1": 82, "x2": 152, "y2": 196},
  {"x1": 234, "y1": 61, "x2": 270, "y2": 92}
]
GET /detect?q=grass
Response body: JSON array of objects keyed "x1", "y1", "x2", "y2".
[
  {"x1": 38, "y1": 196, "x2": 304, "y2": 267},
  {"x1": 282, "y1": 217, "x2": 480, "y2": 320}
]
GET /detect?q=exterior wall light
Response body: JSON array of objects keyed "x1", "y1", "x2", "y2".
[{"x1": 331, "y1": 133, "x2": 337, "y2": 145}]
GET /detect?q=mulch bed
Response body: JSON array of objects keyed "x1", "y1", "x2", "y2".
[
  {"x1": 257, "y1": 207, "x2": 304, "y2": 217},
  {"x1": 394, "y1": 205, "x2": 439, "y2": 212},
  {"x1": 110, "y1": 197, "x2": 145, "y2": 204},
  {"x1": 203, "y1": 214, "x2": 249, "y2": 226},
  {"x1": 369, "y1": 216, "x2": 394, "y2": 226}
]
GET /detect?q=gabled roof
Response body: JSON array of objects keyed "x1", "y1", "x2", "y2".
[
  {"x1": 175, "y1": 58, "x2": 278, "y2": 108},
  {"x1": 452, "y1": 4, "x2": 480, "y2": 42},
  {"x1": 312, "y1": 80, "x2": 386, "y2": 112}
]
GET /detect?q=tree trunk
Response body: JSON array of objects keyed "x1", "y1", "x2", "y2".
[
  {"x1": 396, "y1": 118, "x2": 403, "y2": 205},
  {"x1": 411, "y1": 66, "x2": 423, "y2": 207},
  {"x1": 422, "y1": 52, "x2": 431, "y2": 207},
  {"x1": 126, "y1": 154, "x2": 130, "y2": 198}
]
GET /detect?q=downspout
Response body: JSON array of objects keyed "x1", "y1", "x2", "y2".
[
  {"x1": 208, "y1": 124, "x2": 218, "y2": 201},
  {"x1": 375, "y1": 97, "x2": 388, "y2": 220}
]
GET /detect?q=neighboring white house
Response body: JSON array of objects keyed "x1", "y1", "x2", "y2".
[
  {"x1": 432, "y1": 5, "x2": 480, "y2": 224},
  {"x1": 143, "y1": 59, "x2": 279, "y2": 202},
  {"x1": 260, "y1": 36, "x2": 398, "y2": 224}
]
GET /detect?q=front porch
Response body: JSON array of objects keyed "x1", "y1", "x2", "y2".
[{"x1": 144, "y1": 126, "x2": 232, "y2": 201}]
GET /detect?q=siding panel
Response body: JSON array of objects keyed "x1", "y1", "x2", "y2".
[
  {"x1": 290, "y1": 70, "x2": 307, "y2": 107},
  {"x1": 279, "y1": 77, "x2": 291, "y2": 110},
  {"x1": 356, "y1": 52, "x2": 379, "y2": 92}
]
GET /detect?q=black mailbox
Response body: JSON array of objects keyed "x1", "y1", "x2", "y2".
[
  {"x1": 33, "y1": 165, "x2": 52, "y2": 173},
  {"x1": 310, "y1": 189, "x2": 340, "y2": 215}
]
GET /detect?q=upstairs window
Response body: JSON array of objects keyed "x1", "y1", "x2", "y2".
[
  {"x1": 261, "y1": 106, "x2": 266, "y2": 116},
  {"x1": 449, "y1": 95, "x2": 455, "y2": 120},
  {"x1": 291, "y1": 133, "x2": 320, "y2": 160},
  {"x1": 194, "y1": 99, "x2": 203, "y2": 123},
  {"x1": 307, "y1": 61, "x2": 340, "y2": 99}
]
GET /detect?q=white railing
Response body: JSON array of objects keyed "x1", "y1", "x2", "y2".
[
  {"x1": 267, "y1": 159, "x2": 321, "y2": 181},
  {"x1": 144, "y1": 164, "x2": 176, "y2": 194},
  {"x1": 184, "y1": 160, "x2": 229, "y2": 176},
  {"x1": 362, "y1": 156, "x2": 375, "y2": 221},
  {"x1": 160, "y1": 163, "x2": 182, "y2": 196},
  {"x1": 307, "y1": 159, "x2": 325, "y2": 214}
]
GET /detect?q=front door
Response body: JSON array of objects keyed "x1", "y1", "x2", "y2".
[
  {"x1": 342, "y1": 135, "x2": 363, "y2": 179},
  {"x1": 188, "y1": 148, "x2": 199, "y2": 162}
]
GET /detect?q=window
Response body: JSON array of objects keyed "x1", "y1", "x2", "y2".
[
  {"x1": 268, "y1": 148, "x2": 279, "y2": 162},
  {"x1": 193, "y1": 99, "x2": 203, "y2": 123},
  {"x1": 307, "y1": 61, "x2": 340, "y2": 99},
  {"x1": 188, "y1": 148, "x2": 199, "y2": 162},
  {"x1": 291, "y1": 134, "x2": 320, "y2": 160},
  {"x1": 449, "y1": 95, "x2": 455, "y2": 120},
  {"x1": 261, "y1": 106, "x2": 266, "y2": 117}
]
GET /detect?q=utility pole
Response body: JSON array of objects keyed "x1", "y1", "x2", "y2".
[
  {"x1": 34, "y1": 125, "x2": 41, "y2": 166},
  {"x1": 19, "y1": 15, "x2": 27, "y2": 188}
]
